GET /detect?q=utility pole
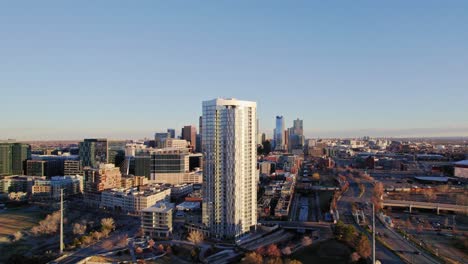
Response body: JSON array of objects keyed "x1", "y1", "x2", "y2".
[
  {"x1": 372, "y1": 203, "x2": 376, "y2": 264},
  {"x1": 60, "y1": 189, "x2": 64, "y2": 254}
]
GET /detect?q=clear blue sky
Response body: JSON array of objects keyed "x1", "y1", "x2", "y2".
[{"x1": 1, "y1": 1, "x2": 467, "y2": 140}]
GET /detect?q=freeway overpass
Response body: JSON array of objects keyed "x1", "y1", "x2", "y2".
[
  {"x1": 383, "y1": 200, "x2": 468, "y2": 215},
  {"x1": 259, "y1": 220, "x2": 331, "y2": 230}
]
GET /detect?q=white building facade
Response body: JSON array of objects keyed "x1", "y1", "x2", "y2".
[{"x1": 202, "y1": 98, "x2": 257, "y2": 239}]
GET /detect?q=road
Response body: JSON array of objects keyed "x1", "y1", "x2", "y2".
[
  {"x1": 358, "y1": 181, "x2": 442, "y2": 264},
  {"x1": 337, "y1": 180, "x2": 405, "y2": 264}
]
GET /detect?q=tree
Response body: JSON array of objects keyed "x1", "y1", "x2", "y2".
[
  {"x1": 312, "y1": 172, "x2": 320, "y2": 181},
  {"x1": 255, "y1": 246, "x2": 266, "y2": 256},
  {"x1": 187, "y1": 230, "x2": 204, "y2": 246},
  {"x1": 287, "y1": 260, "x2": 302, "y2": 264},
  {"x1": 102, "y1": 240, "x2": 114, "y2": 250},
  {"x1": 355, "y1": 234, "x2": 371, "y2": 258},
  {"x1": 266, "y1": 244, "x2": 281, "y2": 258},
  {"x1": 372, "y1": 182, "x2": 384, "y2": 210},
  {"x1": 30, "y1": 211, "x2": 61, "y2": 236},
  {"x1": 301, "y1": 236, "x2": 312, "y2": 247},
  {"x1": 282, "y1": 246, "x2": 292, "y2": 256},
  {"x1": 436, "y1": 185, "x2": 449, "y2": 193},
  {"x1": 12, "y1": 231, "x2": 23, "y2": 242},
  {"x1": 422, "y1": 189, "x2": 436, "y2": 202},
  {"x1": 73, "y1": 223, "x2": 87, "y2": 236},
  {"x1": 81, "y1": 235, "x2": 93, "y2": 246},
  {"x1": 101, "y1": 218, "x2": 115, "y2": 231},
  {"x1": 116, "y1": 234, "x2": 128, "y2": 248},
  {"x1": 165, "y1": 245, "x2": 172, "y2": 255},
  {"x1": 242, "y1": 252, "x2": 263, "y2": 264},
  {"x1": 135, "y1": 247, "x2": 143, "y2": 254},
  {"x1": 157, "y1": 244, "x2": 164, "y2": 253},
  {"x1": 148, "y1": 239, "x2": 155, "y2": 249},
  {"x1": 350, "y1": 252, "x2": 361, "y2": 262},
  {"x1": 92, "y1": 231, "x2": 103, "y2": 241},
  {"x1": 266, "y1": 257, "x2": 283, "y2": 264}
]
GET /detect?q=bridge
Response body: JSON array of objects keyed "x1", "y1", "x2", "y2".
[
  {"x1": 296, "y1": 184, "x2": 340, "y2": 192},
  {"x1": 259, "y1": 220, "x2": 331, "y2": 230},
  {"x1": 383, "y1": 199, "x2": 468, "y2": 215}
]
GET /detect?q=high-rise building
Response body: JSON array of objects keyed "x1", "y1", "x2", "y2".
[
  {"x1": 202, "y1": 98, "x2": 257, "y2": 239},
  {"x1": 292, "y1": 118, "x2": 303, "y2": 136},
  {"x1": 0, "y1": 142, "x2": 31, "y2": 176},
  {"x1": 288, "y1": 119, "x2": 305, "y2": 153},
  {"x1": 79, "y1": 139, "x2": 108, "y2": 168},
  {"x1": 12, "y1": 143, "x2": 31, "y2": 175},
  {"x1": 167, "y1": 129, "x2": 176, "y2": 139},
  {"x1": 182, "y1": 125, "x2": 197, "y2": 151},
  {"x1": 155, "y1": 133, "x2": 170, "y2": 148},
  {"x1": 274, "y1": 116, "x2": 285, "y2": 150}
]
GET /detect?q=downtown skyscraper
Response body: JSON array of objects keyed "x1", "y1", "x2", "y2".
[
  {"x1": 202, "y1": 98, "x2": 257, "y2": 240},
  {"x1": 274, "y1": 116, "x2": 285, "y2": 150}
]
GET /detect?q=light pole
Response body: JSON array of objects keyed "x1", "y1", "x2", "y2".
[
  {"x1": 60, "y1": 189, "x2": 64, "y2": 254},
  {"x1": 372, "y1": 203, "x2": 376, "y2": 264}
]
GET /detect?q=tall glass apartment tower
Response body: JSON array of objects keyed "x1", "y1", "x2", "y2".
[{"x1": 202, "y1": 98, "x2": 257, "y2": 240}]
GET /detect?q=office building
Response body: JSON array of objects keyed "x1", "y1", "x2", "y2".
[
  {"x1": 0, "y1": 142, "x2": 31, "y2": 176},
  {"x1": 150, "y1": 148, "x2": 189, "y2": 184},
  {"x1": 165, "y1": 138, "x2": 189, "y2": 150},
  {"x1": 141, "y1": 202, "x2": 174, "y2": 238},
  {"x1": 108, "y1": 141, "x2": 126, "y2": 167},
  {"x1": 64, "y1": 160, "x2": 82, "y2": 176},
  {"x1": 167, "y1": 129, "x2": 176, "y2": 139},
  {"x1": 79, "y1": 139, "x2": 108, "y2": 168},
  {"x1": 182, "y1": 125, "x2": 197, "y2": 152},
  {"x1": 26, "y1": 160, "x2": 63, "y2": 177},
  {"x1": 202, "y1": 98, "x2": 257, "y2": 239},
  {"x1": 274, "y1": 116, "x2": 285, "y2": 151}
]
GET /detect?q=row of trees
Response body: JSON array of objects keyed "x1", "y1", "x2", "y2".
[
  {"x1": 70, "y1": 218, "x2": 115, "y2": 248},
  {"x1": 334, "y1": 221, "x2": 371, "y2": 260},
  {"x1": 30, "y1": 211, "x2": 61, "y2": 236}
]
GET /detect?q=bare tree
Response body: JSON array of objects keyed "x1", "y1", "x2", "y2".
[
  {"x1": 92, "y1": 231, "x2": 103, "y2": 241},
  {"x1": 301, "y1": 236, "x2": 313, "y2": 247},
  {"x1": 281, "y1": 246, "x2": 292, "y2": 256},
  {"x1": 187, "y1": 230, "x2": 204, "y2": 246},
  {"x1": 12, "y1": 231, "x2": 23, "y2": 242},
  {"x1": 266, "y1": 244, "x2": 281, "y2": 258},
  {"x1": 436, "y1": 185, "x2": 449, "y2": 193},
  {"x1": 73, "y1": 223, "x2": 87, "y2": 236},
  {"x1": 102, "y1": 240, "x2": 114, "y2": 251},
  {"x1": 355, "y1": 234, "x2": 371, "y2": 258},
  {"x1": 31, "y1": 211, "x2": 61, "y2": 236},
  {"x1": 242, "y1": 252, "x2": 263, "y2": 264},
  {"x1": 422, "y1": 189, "x2": 436, "y2": 202},
  {"x1": 101, "y1": 218, "x2": 115, "y2": 231}
]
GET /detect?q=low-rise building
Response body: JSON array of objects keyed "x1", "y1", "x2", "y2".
[
  {"x1": 101, "y1": 186, "x2": 171, "y2": 213},
  {"x1": 141, "y1": 202, "x2": 174, "y2": 238}
]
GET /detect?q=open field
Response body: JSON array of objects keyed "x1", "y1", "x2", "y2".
[{"x1": 0, "y1": 206, "x2": 44, "y2": 242}]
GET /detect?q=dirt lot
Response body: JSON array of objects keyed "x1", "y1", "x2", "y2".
[{"x1": 0, "y1": 206, "x2": 44, "y2": 242}]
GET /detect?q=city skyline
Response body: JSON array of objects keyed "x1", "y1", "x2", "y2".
[{"x1": 1, "y1": 1, "x2": 467, "y2": 140}]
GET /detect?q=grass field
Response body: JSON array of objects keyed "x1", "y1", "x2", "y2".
[{"x1": 0, "y1": 206, "x2": 44, "y2": 242}]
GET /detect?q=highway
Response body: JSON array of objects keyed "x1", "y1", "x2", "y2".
[
  {"x1": 383, "y1": 199, "x2": 468, "y2": 214},
  {"x1": 358, "y1": 181, "x2": 442, "y2": 264}
]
